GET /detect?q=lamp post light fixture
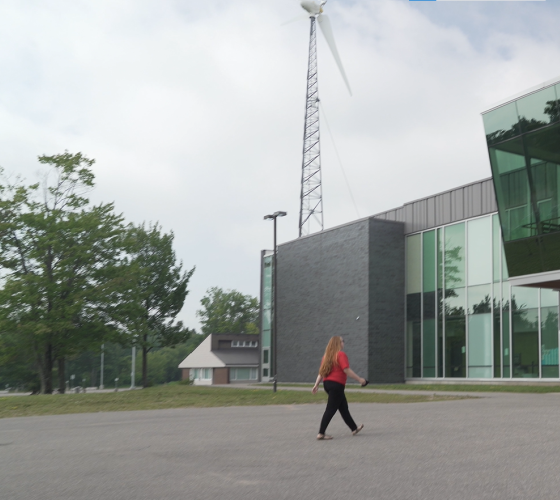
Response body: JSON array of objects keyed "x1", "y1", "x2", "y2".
[{"x1": 264, "y1": 211, "x2": 287, "y2": 393}]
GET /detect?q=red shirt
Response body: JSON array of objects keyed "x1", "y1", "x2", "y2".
[{"x1": 323, "y1": 351, "x2": 350, "y2": 385}]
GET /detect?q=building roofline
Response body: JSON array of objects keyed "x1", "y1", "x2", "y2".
[{"x1": 481, "y1": 76, "x2": 560, "y2": 114}]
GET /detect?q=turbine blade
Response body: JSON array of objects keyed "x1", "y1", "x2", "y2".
[{"x1": 317, "y1": 14, "x2": 352, "y2": 96}]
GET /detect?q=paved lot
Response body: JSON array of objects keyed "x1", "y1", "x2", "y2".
[{"x1": 2, "y1": 392, "x2": 560, "y2": 500}]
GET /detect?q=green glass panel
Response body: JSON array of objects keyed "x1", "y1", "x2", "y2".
[
  {"x1": 423, "y1": 291, "x2": 436, "y2": 378},
  {"x1": 262, "y1": 328, "x2": 271, "y2": 348},
  {"x1": 483, "y1": 102, "x2": 521, "y2": 145},
  {"x1": 468, "y1": 285, "x2": 491, "y2": 315},
  {"x1": 263, "y1": 350, "x2": 269, "y2": 364},
  {"x1": 437, "y1": 288, "x2": 443, "y2": 378},
  {"x1": 407, "y1": 292, "x2": 421, "y2": 378},
  {"x1": 444, "y1": 223, "x2": 465, "y2": 289},
  {"x1": 512, "y1": 286, "x2": 539, "y2": 310},
  {"x1": 493, "y1": 288, "x2": 501, "y2": 378},
  {"x1": 492, "y1": 214, "x2": 501, "y2": 283},
  {"x1": 541, "y1": 306, "x2": 559, "y2": 378},
  {"x1": 437, "y1": 228, "x2": 443, "y2": 289},
  {"x1": 541, "y1": 288, "x2": 559, "y2": 308},
  {"x1": 516, "y1": 85, "x2": 558, "y2": 132},
  {"x1": 467, "y1": 217, "x2": 492, "y2": 286},
  {"x1": 423, "y1": 318, "x2": 436, "y2": 378},
  {"x1": 468, "y1": 313, "x2": 492, "y2": 378},
  {"x1": 423, "y1": 231, "x2": 436, "y2": 293},
  {"x1": 512, "y1": 307, "x2": 539, "y2": 378},
  {"x1": 406, "y1": 235, "x2": 421, "y2": 294},
  {"x1": 502, "y1": 246, "x2": 509, "y2": 280},
  {"x1": 502, "y1": 282, "x2": 511, "y2": 378},
  {"x1": 445, "y1": 287, "x2": 466, "y2": 377}
]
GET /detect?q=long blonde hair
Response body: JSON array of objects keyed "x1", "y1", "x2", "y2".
[{"x1": 319, "y1": 336, "x2": 343, "y2": 377}]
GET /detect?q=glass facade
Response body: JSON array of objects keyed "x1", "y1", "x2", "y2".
[
  {"x1": 483, "y1": 82, "x2": 560, "y2": 277},
  {"x1": 260, "y1": 253, "x2": 273, "y2": 380},
  {"x1": 406, "y1": 213, "x2": 559, "y2": 379}
]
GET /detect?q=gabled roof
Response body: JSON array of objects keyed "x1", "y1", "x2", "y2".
[
  {"x1": 178, "y1": 336, "x2": 225, "y2": 369},
  {"x1": 178, "y1": 335, "x2": 260, "y2": 369}
]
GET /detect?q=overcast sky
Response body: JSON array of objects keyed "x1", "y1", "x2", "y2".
[{"x1": 1, "y1": 0, "x2": 559, "y2": 331}]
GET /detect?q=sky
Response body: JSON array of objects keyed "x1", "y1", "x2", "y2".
[{"x1": 1, "y1": 0, "x2": 560, "y2": 331}]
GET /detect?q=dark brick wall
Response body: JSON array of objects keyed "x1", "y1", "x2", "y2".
[
  {"x1": 276, "y1": 219, "x2": 371, "y2": 383},
  {"x1": 368, "y1": 219, "x2": 405, "y2": 383}
]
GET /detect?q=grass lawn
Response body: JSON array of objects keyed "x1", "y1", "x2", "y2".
[
  {"x1": 262, "y1": 383, "x2": 560, "y2": 394},
  {"x1": 0, "y1": 384, "x2": 465, "y2": 419}
]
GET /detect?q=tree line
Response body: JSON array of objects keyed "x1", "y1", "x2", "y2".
[{"x1": 0, "y1": 152, "x2": 259, "y2": 394}]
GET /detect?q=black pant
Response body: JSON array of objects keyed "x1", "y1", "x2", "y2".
[{"x1": 319, "y1": 380, "x2": 357, "y2": 434}]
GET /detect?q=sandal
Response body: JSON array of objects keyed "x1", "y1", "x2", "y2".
[
  {"x1": 352, "y1": 424, "x2": 364, "y2": 436},
  {"x1": 317, "y1": 434, "x2": 333, "y2": 440}
]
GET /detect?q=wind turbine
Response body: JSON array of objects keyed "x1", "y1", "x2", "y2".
[{"x1": 298, "y1": 0, "x2": 351, "y2": 237}]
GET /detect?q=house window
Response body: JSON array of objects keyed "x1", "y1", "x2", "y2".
[
  {"x1": 192, "y1": 368, "x2": 212, "y2": 380},
  {"x1": 230, "y1": 368, "x2": 258, "y2": 380},
  {"x1": 231, "y1": 340, "x2": 259, "y2": 348}
]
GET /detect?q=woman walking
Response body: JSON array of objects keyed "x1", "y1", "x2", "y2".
[{"x1": 312, "y1": 336, "x2": 366, "y2": 440}]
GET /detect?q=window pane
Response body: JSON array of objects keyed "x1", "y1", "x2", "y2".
[
  {"x1": 512, "y1": 286, "x2": 539, "y2": 310},
  {"x1": 235, "y1": 368, "x2": 251, "y2": 380},
  {"x1": 407, "y1": 234, "x2": 421, "y2": 294},
  {"x1": 483, "y1": 102, "x2": 521, "y2": 145},
  {"x1": 468, "y1": 217, "x2": 492, "y2": 286},
  {"x1": 512, "y1": 308, "x2": 539, "y2": 378},
  {"x1": 502, "y1": 282, "x2": 511, "y2": 377},
  {"x1": 423, "y1": 290, "x2": 436, "y2": 378},
  {"x1": 445, "y1": 223, "x2": 465, "y2": 289},
  {"x1": 445, "y1": 287, "x2": 466, "y2": 377},
  {"x1": 516, "y1": 85, "x2": 557, "y2": 132},
  {"x1": 263, "y1": 350, "x2": 269, "y2": 364},
  {"x1": 493, "y1": 288, "x2": 501, "y2": 377},
  {"x1": 423, "y1": 231, "x2": 436, "y2": 293},
  {"x1": 541, "y1": 288, "x2": 559, "y2": 308},
  {"x1": 468, "y1": 285, "x2": 491, "y2": 315},
  {"x1": 492, "y1": 214, "x2": 502, "y2": 283},
  {"x1": 541, "y1": 306, "x2": 559, "y2": 378},
  {"x1": 468, "y1": 313, "x2": 492, "y2": 378}
]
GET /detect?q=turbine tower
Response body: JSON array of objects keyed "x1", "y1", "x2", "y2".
[{"x1": 298, "y1": 0, "x2": 351, "y2": 237}]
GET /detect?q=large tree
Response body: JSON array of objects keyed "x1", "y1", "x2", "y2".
[
  {"x1": 196, "y1": 287, "x2": 259, "y2": 336},
  {"x1": 0, "y1": 152, "x2": 138, "y2": 394},
  {"x1": 127, "y1": 222, "x2": 194, "y2": 388}
]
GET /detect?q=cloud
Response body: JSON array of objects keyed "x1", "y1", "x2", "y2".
[{"x1": 0, "y1": 0, "x2": 559, "y2": 329}]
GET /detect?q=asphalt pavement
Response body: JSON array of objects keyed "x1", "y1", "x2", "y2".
[{"x1": 2, "y1": 391, "x2": 560, "y2": 500}]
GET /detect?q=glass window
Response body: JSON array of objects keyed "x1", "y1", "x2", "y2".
[
  {"x1": 493, "y1": 287, "x2": 501, "y2": 378},
  {"x1": 502, "y1": 282, "x2": 511, "y2": 378},
  {"x1": 423, "y1": 291, "x2": 436, "y2": 378},
  {"x1": 512, "y1": 307, "x2": 539, "y2": 378},
  {"x1": 445, "y1": 287, "x2": 466, "y2": 377},
  {"x1": 263, "y1": 349, "x2": 269, "y2": 364},
  {"x1": 468, "y1": 217, "x2": 492, "y2": 286},
  {"x1": 468, "y1": 313, "x2": 492, "y2": 378},
  {"x1": 541, "y1": 306, "x2": 559, "y2": 378},
  {"x1": 423, "y1": 231, "x2": 436, "y2": 293},
  {"x1": 492, "y1": 214, "x2": 502, "y2": 283},
  {"x1": 407, "y1": 234, "x2": 421, "y2": 294},
  {"x1": 444, "y1": 223, "x2": 465, "y2": 289},
  {"x1": 516, "y1": 86, "x2": 557, "y2": 132},
  {"x1": 406, "y1": 293, "x2": 421, "y2": 378},
  {"x1": 541, "y1": 288, "x2": 559, "y2": 308},
  {"x1": 468, "y1": 285, "x2": 491, "y2": 316},
  {"x1": 483, "y1": 102, "x2": 521, "y2": 145},
  {"x1": 512, "y1": 286, "x2": 539, "y2": 310}
]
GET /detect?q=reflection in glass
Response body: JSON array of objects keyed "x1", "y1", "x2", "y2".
[
  {"x1": 468, "y1": 217, "x2": 491, "y2": 286},
  {"x1": 512, "y1": 306, "x2": 539, "y2": 378},
  {"x1": 483, "y1": 102, "x2": 520, "y2": 145},
  {"x1": 492, "y1": 214, "x2": 501, "y2": 283},
  {"x1": 494, "y1": 289, "x2": 501, "y2": 378},
  {"x1": 423, "y1": 291, "x2": 436, "y2": 377},
  {"x1": 541, "y1": 306, "x2": 559, "y2": 378},
  {"x1": 516, "y1": 85, "x2": 557, "y2": 132},
  {"x1": 407, "y1": 234, "x2": 421, "y2": 295},
  {"x1": 502, "y1": 282, "x2": 511, "y2": 377},
  {"x1": 445, "y1": 223, "x2": 465, "y2": 289},
  {"x1": 423, "y1": 231, "x2": 436, "y2": 293},
  {"x1": 406, "y1": 293, "x2": 421, "y2": 378},
  {"x1": 445, "y1": 287, "x2": 465, "y2": 377}
]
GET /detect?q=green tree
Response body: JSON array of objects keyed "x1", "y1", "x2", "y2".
[
  {"x1": 0, "y1": 152, "x2": 138, "y2": 394},
  {"x1": 196, "y1": 287, "x2": 259, "y2": 336},
  {"x1": 127, "y1": 222, "x2": 195, "y2": 388}
]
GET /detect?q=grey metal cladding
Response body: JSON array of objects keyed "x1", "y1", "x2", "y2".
[
  {"x1": 373, "y1": 178, "x2": 497, "y2": 234},
  {"x1": 276, "y1": 219, "x2": 370, "y2": 383},
  {"x1": 368, "y1": 219, "x2": 405, "y2": 383}
]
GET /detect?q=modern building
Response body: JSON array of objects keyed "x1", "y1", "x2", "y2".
[
  {"x1": 178, "y1": 334, "x2": 259, "y2": 385},
  {"x1": 261, "y1": 77, "x2": 560, "y2": 384}
]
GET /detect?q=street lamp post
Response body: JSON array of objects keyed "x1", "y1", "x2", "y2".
[{"x1": 264, "y1": 211, "x2": 287, "y2": 393}]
